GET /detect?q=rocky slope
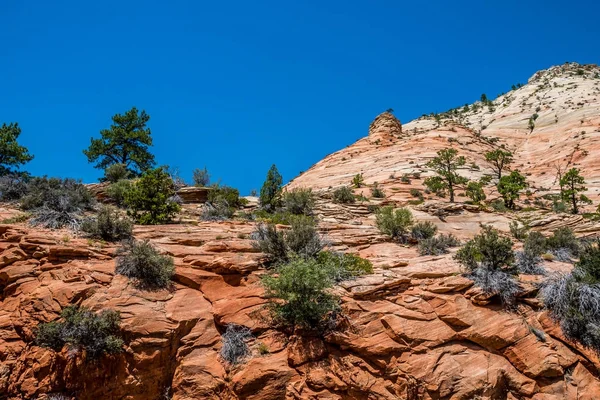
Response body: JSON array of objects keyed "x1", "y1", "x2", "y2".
[
  {"x1": 2, "y1": 63, "x2": 600, "y2": 399},
  {"x1": 289, "y1": 63, "x2": 600, "y2": 206}
]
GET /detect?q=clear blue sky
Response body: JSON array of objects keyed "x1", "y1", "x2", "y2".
[{"x1": 2, "y1": 0, "x2": 599, "y2": 194}]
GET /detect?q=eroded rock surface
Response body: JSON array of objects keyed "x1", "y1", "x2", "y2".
[{"x1": 3, "y1": 63, "x2": 600, "y2": 399}]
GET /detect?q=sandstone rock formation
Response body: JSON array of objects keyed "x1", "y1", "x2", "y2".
[{"x1": 288, "y1": 63, "x2": 600, "y2": 208}]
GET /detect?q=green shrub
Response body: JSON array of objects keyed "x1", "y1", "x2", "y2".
[
  {"x1": 466, "y1": 181, "x2": 486, "y2": 203},
  {"x1": 547, "y1": 227, "x2": 580, "y2": 260},
  {"x1": 498, "y1": 170, "x2": 527, "y2": 209},
  {"x1": 1, "y1": 212, "x2": 30, "y2": 224},
  {"x1": 36, "y1": 305, "x2": 123, "y2": 360},
  {"x1": 455, "y1": 225, "x2": 519, "y2": 304},
  {"x1": 116, "y1": 240, "x2": 175, "y2": 288},
  {"x1": 192, "y1": 167, "x2": 210, "y2": 187},
  {"x1": 262, "y1": 257, "x2": 340, "y2": 331},
  {"x1": 106, "y1": 179, "x2": 133, "y2": 207},
  {"x1": 103, "y1": 164, "x2": 130, "y2": 183},
  {"x1": 516, "y1": 230, "x2": 547, "y2": 274},
  {"x1": 124, "y1": 167, "x2": 180, "y2": 225},
  {"x1": 317, "y1": 251, "x2": 373, "y2": 281},
  {"x1": 284, "y1": 216, "x2": 324, "y2": 258},
  {"x1": 541, "y1": 240, "x2": 600, "y2": 352},
  {"x1": 81, "y1": 205, "x2": 133, "y2": 242},
  {"x1": 352, "y1": 173, "x2": 364, "y2": 188},
  {"x1": 418, "y1": 233, "x2": 460, "y2": 255},
  {"x1": 490, "y1": 199, "x2": 508, "y2": 212},
  {"x1": 410, "y1": 188, "x2": 424, "y2": 201},
  {"x1": 370, "y1": 183, "x2": 385, "y2": 198},
  {"x1": 411, "y1": 221, "x2": 437, "y2": 240},
  {"x1": 251, "y1": 223, "x2": 287, "y2": 264},
  {"x1": 282, "y1": 188, "x2": 314, "y2": 215},
  {"x1": 524, "y1": 231, "x2": 547, "y2": 256},
  {"x1": 553, "y1": 199, "x2": 568, "y2": 213},
  {"x1": 201, "y1": 201, "x2": 235, "y2": 221},
  {"x1": 202, "y1": 184, "x2": 247, "y2": 221},
  {"x1": 375, "y1": 206, "x2": 414, "y2": 242},
  {"x1": 21, "y1": 177, "x2": 95, "y2": 212},
  {"x1": 509, "y1": 221, "x2": 528, "y2": 240},
  {"x1": 22, "y1": 177, "x2": 95, "y2": 229},
  {"x1": 253, "y1": 209, "x2": 294, "y2": 225},
  {"x1": 333, "y1": 186, "x2": 355, "y2": 204},
  {"x1": 252, "y1": 216, "x2": 324, "y2": 264},
  {"x1": 400, "y1": 174, "x2": 411, "y2": 184},
  {"x1": 208, "y1": 184, "x2": 247, "y2": 209},
  {"x1": 0, "y1": 173, "x2": 29, "y2": 201}
]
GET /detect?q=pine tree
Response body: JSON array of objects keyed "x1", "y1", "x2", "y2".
[
  {"x1": 84, "y1": 107, "x2": 155, "y2": 176},
  {"x1": 424, "y1": 148, "x2": 468, "y2": 202},
  {"x1": 484, "y1": 149, "x2": 513, "y2": 180},
  {"x1": 560, "y1": 168, "x2": 591, "y2": 214},
  {"x1": 0, "y1": 123, "x2": 34, "y2": 175},
  {"x1": 259, "y1": 164, "x2": 283, "y2": 211}
]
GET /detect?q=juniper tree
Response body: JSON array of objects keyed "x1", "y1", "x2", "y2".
[
  {"x1": 560, "y1": 168, "x2": 591, "y2": 214},
  {"x1": 484, "y1": 149, "x2": 513, "y2": 180},
  {"x1": 498, "y1": 170, "x2": 527, "y2": 209},
  {"x1": 424, "y1": 148, "x2": 468, "y2": 202},
  {"x1": 259, "y1": 164, "x2": 283, "y2": 211},
  {"x1": 84, "y1": 107, "x2": 155, "y2": 176},
  {"x1": 0, "y1": 123, "x2": 34, "y2": 175}
]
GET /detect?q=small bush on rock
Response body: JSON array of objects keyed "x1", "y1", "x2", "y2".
[
  {"x1": 516, "y1": 231, "x2": 547, "y2": 275},
  {"x1": 0, "y1": 173, "x2": 29, "y2": 201},
  {"x1": 352, "y1": 173, "x2": 364, "y2": 188},
  {"x1": 370, "y1": 183, "x2": 385, "y2": 199},
  {"x1": 252, "y1": 216, "x2": 324, "y2": 264},
  {"x1": 262, "y1": 257, "x2": 340, "y2": 331},
  {"x1": 515, "y1": 250, "x2": 546, "y2": 275},
  {"x1": 284, "y1": 216, "x2": 325, "y2": 258},
  {"x1": 455, "y1": 225, "x2": 519, "y2": 305},
  {"x1": 36, "y1": 305, "x2": 123, "y2": 360},
  {"x1": 116, "y1": 240, "x2": 174, "y2": 288},
  {"x1": 540, "y1": 240, "x2": 600, "y2": 352},
  {"x1": 524, "y1": 231, "x2": 547, "y2": 256},
  {"x1": 21, "y1": 177, "x2": 94, "y2": 212},
  {"x1": 220, "y1": 324, "x2": 252, "y2": 365},
  {"x1": 333, "y1": 186, "x2": 355, "y2": 204},
  {"x1": 411, "y1": 221, "x2": 438, "y2": 240},
  {"x1": 202, "y1": 184, "x2": 248, "y2": 221},
  {"x1": 509, "y1": 221, "x2": 528, "y2": 240},
  {"x1": 192, "y1": 167, "x2": 210, "y2": 187},
  {"x1": 418, "y1": 233, "x2": 460, "y2": 256},
  {"x1": 410, "y1": 188, "x2": 424, "y2": 201},
  {"x1": 106, "y1": 179, "x2": 133, "y2": 207},
  {"x1": 103, "y1": 163, "x2": 131, "y2": 183},
  {"x1": 252, "y1": 223, "x2": 288, "y2": 264},
  {"x1": 201, "y1": 200, "x2": 235, "y2": 221},
  {"x1": 208, "y1": 184, "x2": 247, "y2": 209},
  {"x1": 546, "y1": 227, "x2": 580, "y2": 261},
  {"x1": 81, "y1": 205, "x2": 133, "y2": 242},
  {"x1": 376, "y1": 206, "x2": 414, "y2": 242},
  {"x1": 124, "y1": 167, "x2": 180, "y2": 225},
  {"x1": 317, "y1": 251, "x2": 373, "y2": 281},
  {"x1": 23, "y1": 177, "x2": 95, "y2": 229},
  {"x1": 282, "y1": 188, "x2": 314, "y2": 215}
]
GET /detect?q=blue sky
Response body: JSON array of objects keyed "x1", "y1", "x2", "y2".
[{"x1": 2, "y1": 0, "x2": 599, "y2": 193}]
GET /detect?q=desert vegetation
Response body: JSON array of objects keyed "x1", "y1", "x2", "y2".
[
  {"x1": 116, "y1": 240, "x2": 175, "y2": 288},
  {"x1": 36, "y1": 305, "x2": 123, "y2": 360}
]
